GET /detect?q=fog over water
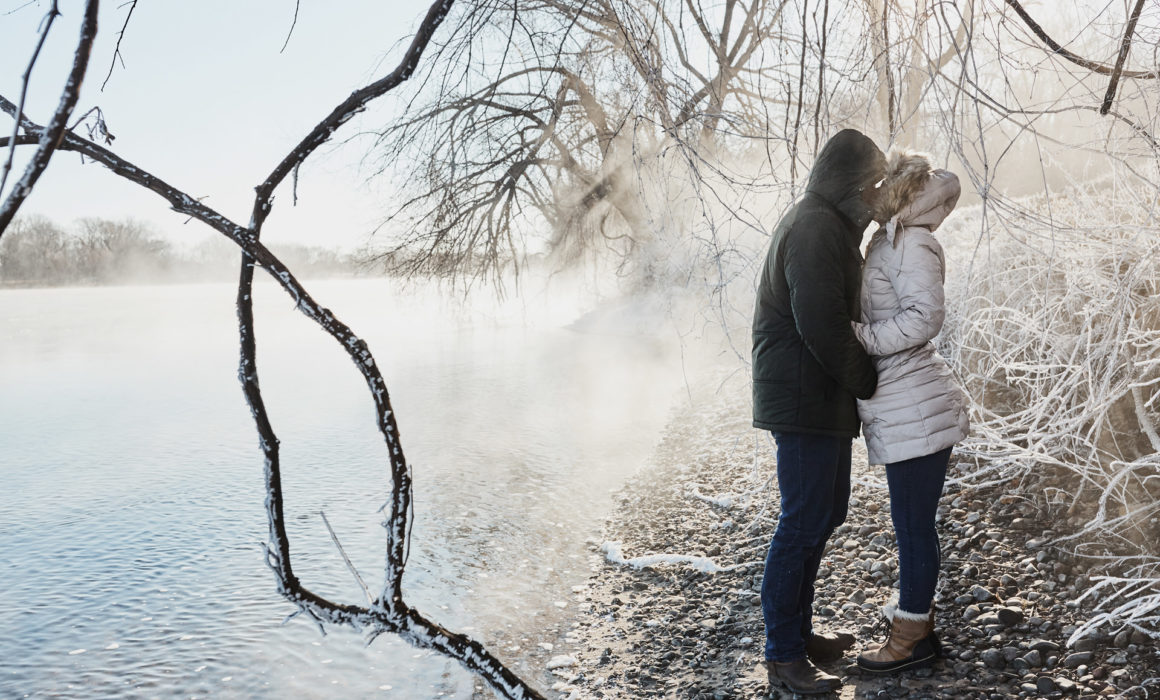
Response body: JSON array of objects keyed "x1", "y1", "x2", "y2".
[{"x1": 0, "y1": 278, "x2": 692, "y2": 698}]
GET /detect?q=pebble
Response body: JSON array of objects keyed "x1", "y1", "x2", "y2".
[
  {"x1": 1063, "y1": 651, "x2": 1094, "y2": 668},
  {"x1": 996, "y1": 607, "x2": 1024, "y2": 626},
  {"x1": 1073, "y1": 637, "x2": 1098, "y2": 652},
  {"x1": 970, "y1": 585, "x2": 995, "y2": 602},
  {"x1": 1031, "y1": 639, "x2": 1061, "y2": 653},
  {"x1": 981, "y1": 649, "x2": 1006, "y2": 669}
]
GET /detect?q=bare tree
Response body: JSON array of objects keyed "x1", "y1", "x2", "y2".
[
  {"x1": 367, "y1": 0, "x2": 799, "y2": 285},
  {"x1": 0, "y1": 214, "x2": 70, "y2": 284}
]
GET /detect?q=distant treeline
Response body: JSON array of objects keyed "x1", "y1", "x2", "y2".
[{"x1": 0, "y1": 216, "x2": 371, "y2": 287}]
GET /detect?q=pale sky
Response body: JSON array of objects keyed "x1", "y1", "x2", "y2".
[{"x1": 1, "y1": 1, "x2": 431, "y2": 252}]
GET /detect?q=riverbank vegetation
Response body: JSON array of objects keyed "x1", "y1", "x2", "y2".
[{"x1": 0, "y1": 215, "x2": 364, "y2": 287}]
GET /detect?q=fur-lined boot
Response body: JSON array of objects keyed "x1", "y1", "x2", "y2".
[{"x1": 856, "y1": 602, "x2": 940, "y2": 674}]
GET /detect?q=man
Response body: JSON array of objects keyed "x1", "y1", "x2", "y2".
[{"x1": 752, "y1": 128, "x2": 885, "y2": 695}]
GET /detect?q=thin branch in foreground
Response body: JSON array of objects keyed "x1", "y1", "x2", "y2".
[
  {"x1": 280, "y1": 0, "x2": 301, "y2": 54},
  {"x1": 100, "y1": 0, "x2": 138, "y2": 91},
  {"x1": 0, "y1": 0, "x2": 60, "y2": 200},
  {"x1": 250, "y1": 0, "x2": 457, "y2": 231},
  {"x1": 0, "y1": 0, "x2": 98, "y2": 235},
  {"x1": 320, "y1": 510, "x2": 374, "y2": 605}
]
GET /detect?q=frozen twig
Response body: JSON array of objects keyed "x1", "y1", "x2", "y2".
[
  {"x1": 0, "y1": 0, "x2": 59, "y2": 200},
  {"x1": 320, "y1": 510, "x2": 374, "y2": 606},
  {"x1": 100, "y1": 0, "x2": 137, "y2": 91},
  {"x1": 0, "y1": 0, "x2": 98, "y2": 234}
]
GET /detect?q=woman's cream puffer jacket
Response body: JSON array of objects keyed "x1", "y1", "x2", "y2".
[{"x1": 855, "y1": 167, "x2": 969, "y2": 466}]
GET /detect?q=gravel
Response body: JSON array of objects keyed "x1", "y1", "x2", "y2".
[{"x1": 537, "y1": 382, "x2": 1160, "y2": 700}]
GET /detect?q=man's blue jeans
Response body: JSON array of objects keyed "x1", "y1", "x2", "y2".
[
  {"x1": 762, "y1": 432, "x2": 851, "y2": 662},
  {"x1": 886, "y1": 446, "x2": 952, "y2": 616}
]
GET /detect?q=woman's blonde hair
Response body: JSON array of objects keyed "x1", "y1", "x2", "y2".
[{"x1": 874, "y1": 150, "x2": 933, "y2": 223}]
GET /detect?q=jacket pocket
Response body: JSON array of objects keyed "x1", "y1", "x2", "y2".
[{"x1": 752, "y1": 331, "x2": 796, "y2": 384}]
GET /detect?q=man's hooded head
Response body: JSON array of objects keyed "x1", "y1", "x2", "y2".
[{"x1": 806, "y1": 129, "x2": 887, "y2": 231}]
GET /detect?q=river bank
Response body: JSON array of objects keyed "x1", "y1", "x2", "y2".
[{"x1": 544, "y1": 376, "x2": 1159, "y2": 699}]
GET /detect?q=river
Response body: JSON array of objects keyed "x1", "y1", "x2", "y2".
[{"x1": 0, "y1": 278, "x2": 687, "y2": 699}]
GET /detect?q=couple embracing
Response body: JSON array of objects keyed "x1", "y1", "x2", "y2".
[{"x1": 752, "y1": 129, "x2": 970, "y2": 695}]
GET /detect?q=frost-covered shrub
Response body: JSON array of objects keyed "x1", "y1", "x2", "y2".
[{"x1": 938, "y1": 184, "x2": 1160, "y2": 639}]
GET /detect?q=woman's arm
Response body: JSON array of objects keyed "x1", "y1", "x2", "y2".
[{"x1": 855, "y1": 231, "x2": 946, "y2": 356}]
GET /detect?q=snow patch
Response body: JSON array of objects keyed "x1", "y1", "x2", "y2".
[
  {"x1": 689, "y1": 485, "x2": 736, "y2": 509},
  {"x1": 601, "y1": 540, "x2": 727, "y2": 573},
  {"x1": 546, "y1": 654, "x2": 578, "y2": 669}
]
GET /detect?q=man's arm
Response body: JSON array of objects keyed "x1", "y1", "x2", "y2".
[{"x1": 783, "y1": 227, "x2": 878, "y2": 399}]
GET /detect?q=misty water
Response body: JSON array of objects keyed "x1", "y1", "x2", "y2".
[{"x1": 0, "y1": 278, "x2": 688, "y2": 699}]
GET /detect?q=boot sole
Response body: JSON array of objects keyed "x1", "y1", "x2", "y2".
[
  {"x1": 768, "y1": 676, "x2": 841, "y2": 696},
  {"x1": 856, "y1": 651, "x2": 937, "y2": 675}
]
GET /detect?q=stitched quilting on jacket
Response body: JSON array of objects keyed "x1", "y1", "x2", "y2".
[{"x1": 855, "y1": 166, "x2": 970, "y2": 465}]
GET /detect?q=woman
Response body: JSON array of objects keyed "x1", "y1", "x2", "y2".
[{"x1": 852, "y1": 151, "x2": 970, "y2": 674}]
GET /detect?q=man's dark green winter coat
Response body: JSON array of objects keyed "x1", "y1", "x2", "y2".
[{"x1": 752, "y1": 129, "x2": 883, "y2": 437}]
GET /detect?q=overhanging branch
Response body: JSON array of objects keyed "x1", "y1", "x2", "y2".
[{"x1": 1003, "y1": 0, "x2": 1157, "y2": 80}]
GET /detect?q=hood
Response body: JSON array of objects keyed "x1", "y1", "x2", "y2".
[
  {"x1": 805, "y1": 129, "x2": 886, "y2": 231},
  {"x1": 885, "y1": 169, "x2": 961, "y2": 243}
]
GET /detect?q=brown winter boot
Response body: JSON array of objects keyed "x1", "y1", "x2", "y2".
[
  {"x1": 766, "y1": 658, "x2": 842, "y2": 695},
  {"x1": 805, "y1": 630, "x2": 856, "y2": 663},
  {"x1": 856, "y1": 603, "x2": 938, "y2": 674}
]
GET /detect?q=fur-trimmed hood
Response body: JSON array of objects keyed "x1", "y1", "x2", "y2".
[{"x1": 877, "y1": 151, "x2": 961, "y2": 242}]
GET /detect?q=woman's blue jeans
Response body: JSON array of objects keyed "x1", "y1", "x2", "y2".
[
  {"x1": 762, "y1": 432, "x2": 851, "y2": 662},
  {"x1": 886, "y1": 446, "x2": 952, "y2": 615}
]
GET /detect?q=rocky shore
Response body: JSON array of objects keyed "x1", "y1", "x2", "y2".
[{"x1": 543, "y1": 380, "x2": 1159, "y2": 699}]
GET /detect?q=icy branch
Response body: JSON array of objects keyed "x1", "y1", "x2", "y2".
[{"x1": 0, "y1": 0, "x2": 98, "y2": 234}]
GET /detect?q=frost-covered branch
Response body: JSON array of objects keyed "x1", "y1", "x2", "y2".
[
  {"x1": 0, "y1": 0, "x2": 98, "y2": 234},
  {"x1": 0, "y1": 0, "x2": 58, "y2": 201},
  {"x1": 251, "y1": 0, "x2": 455, "y2": 231}
]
